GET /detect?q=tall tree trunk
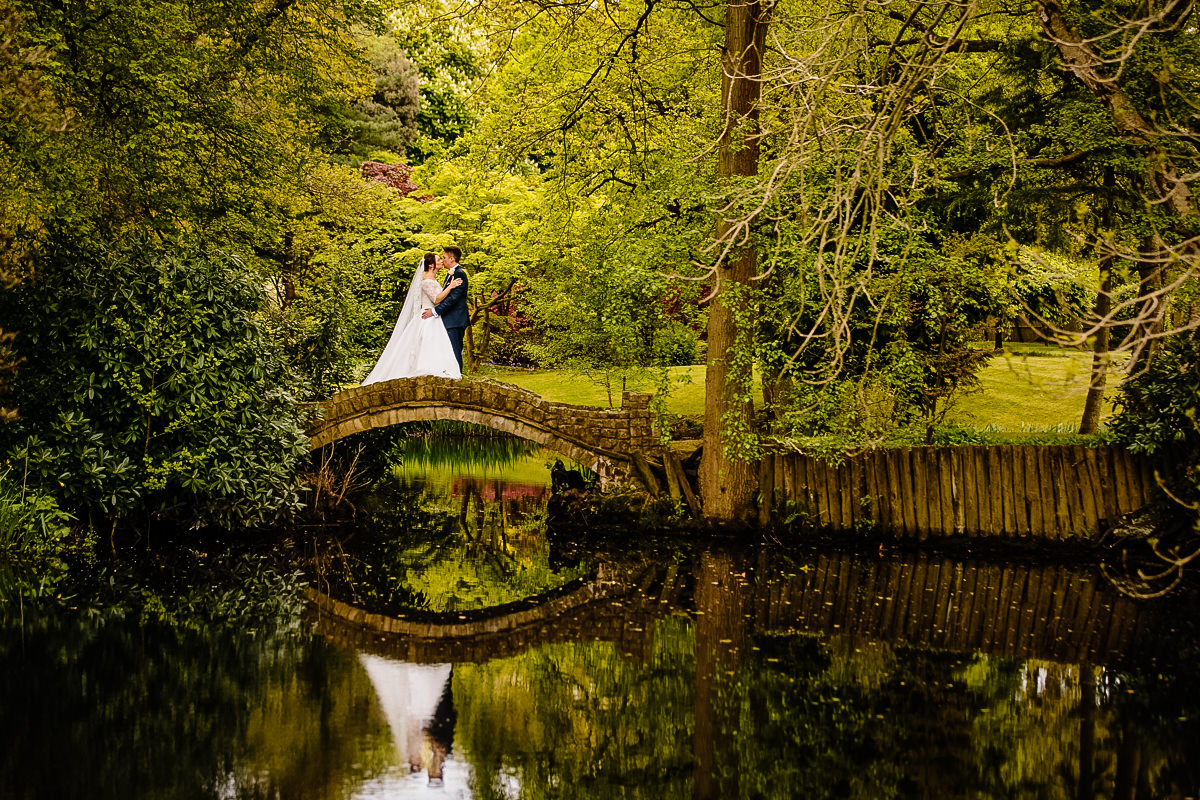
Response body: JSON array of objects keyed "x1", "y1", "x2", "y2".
[
  {"x1": 1130, "y1": 234, "x2": 1166, "y2": 374},
  {"x1": 700, "y1": 0, "x2": 773, "y2": 522},
  {"x1": 1079, "y1": 267, "x2": 1111, "y2": 433},
  {"x1": 1080, "y1": 168, "x2": 1115, "y2": 435}
]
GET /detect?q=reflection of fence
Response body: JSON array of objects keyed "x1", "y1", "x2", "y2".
[
  {"x1": 751, "y1": 551, "x2": 1146, "y2": 664},
  {"x1": 763, "y1": 445, "x2": 1158, "y2": 539},
  {"x1": 311, "y1": 549, "x2": 1153, "y2": 668}
]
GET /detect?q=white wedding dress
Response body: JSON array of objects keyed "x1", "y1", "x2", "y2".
[{"x1": 363, "y1": 272, "x2": 462, "y2": 384}]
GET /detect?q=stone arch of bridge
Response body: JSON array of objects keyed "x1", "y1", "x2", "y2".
[
  {"x1": 310, "y1": 401, "x2": 622, "y2": 481},
  {"x1": 307, "y1": 378, "x2": 658, "y2": 487}
]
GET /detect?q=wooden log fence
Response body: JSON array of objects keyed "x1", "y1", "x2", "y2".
[{"x1": 763, "y1": 445, "x2": 1158, "y2": 539}]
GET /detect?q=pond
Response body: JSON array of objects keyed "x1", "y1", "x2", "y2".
[{"x1": 2, "y1": 429, "x2": 1199, "y2": 799}]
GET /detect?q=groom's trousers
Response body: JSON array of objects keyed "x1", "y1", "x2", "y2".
[{"x1": 446, "y1": 326, "x2": 465, "y2": 371}]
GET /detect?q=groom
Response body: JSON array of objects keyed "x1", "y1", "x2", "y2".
[{"x1": 423, "y1": 245, "x2": 469, "y2": 371}]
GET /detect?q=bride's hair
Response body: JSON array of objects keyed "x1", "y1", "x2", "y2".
[{"x1": 422, "y1": 252, "x2": 437, "y2": 271}]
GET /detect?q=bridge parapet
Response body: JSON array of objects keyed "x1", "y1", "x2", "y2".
[{"x1": 308, "y1": 377, "x2": 659, "y2": 483}]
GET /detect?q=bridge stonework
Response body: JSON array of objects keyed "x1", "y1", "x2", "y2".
[{"x1": 308, "y1": 377, "x2": 658, "y2": 484}]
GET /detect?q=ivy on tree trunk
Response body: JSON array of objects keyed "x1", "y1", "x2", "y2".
[{"x1": 700, "y1": 0, "x2": 773, "y2": 523}]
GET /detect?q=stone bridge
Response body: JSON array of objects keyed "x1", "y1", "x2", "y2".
[{"x1": 307, "y1": 377, "x2": 659, "y2": 484}]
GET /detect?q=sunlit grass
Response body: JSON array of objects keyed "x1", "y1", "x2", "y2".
[
  {"x1": 474, "y1": 364, "x2": 708, "y2": 413},
  {"x1": 946, "y1": 345, "x2": 1122, "y2": 434},
  {"x1": 475, "y1": 343, "x2": 1123, "y2": 435},
  {"x1": 391, "y1": 449, "x2": 559, "y2": 488}
]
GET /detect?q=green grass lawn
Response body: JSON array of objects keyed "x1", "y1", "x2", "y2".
[
  {"x1": 474, "y1": 364, "x2": 709, "y2": 414},
  {"x1": 946, "y1": 345, "x2": 1118, "y2": 434},
  {"x1": 474, "y1": 343, "x2": 1121, "y2": 435}
]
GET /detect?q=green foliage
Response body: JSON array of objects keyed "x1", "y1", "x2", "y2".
[
  {"x1": 0, "y1": 467, "x2": 74, "y2": 607},
  {"x1": 396, "y1": 0, "x2": 717, "y2": 380},
  {"x1": 1110, "y1": 330, "x2": 1200, "y2": 522},
  {"x1": 760, "y1": 223, "x2": 1006, "y2": 446},
  {"x1": 0, "y1": 0, "x2": 401, "y2": 530},
  {"x1": 250, "y1": 163, "x2": 416, "y2": 397},
  {"x1": 10, "y1": 0, "x2": 376, "y2": 231},
  {"x1": 392, "y1": 0, "x2": 486, "y2": 159},
  {"x1": 320, "y1": 32, "x2": 422, "y2": 163},
  {"x1": 0, "y1": 234, "x2": 308, "y2": 529},
  {"x1": 266, "y1": 255, "x2": 384, "y2": 397},
  {"x1": 527, "y1": 256, "x2": 694, "y2": 397},
  {"x1": 1111, "y1": 331, "x2": 1200, "y2": 457},
  {"x1": 0, "y1": 469, "x2": 71, "y2": 552},
  {"x1": 656, "y1": 321, "x2": 701, "y2": 366}
]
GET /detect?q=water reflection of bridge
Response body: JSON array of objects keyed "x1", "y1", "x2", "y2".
[
  {"x1": 308, "y1": 562, "x2": 686, "y2": 664},
  {"x1": 309, "y1": 550, "x2": 1151, "y2": 668}
]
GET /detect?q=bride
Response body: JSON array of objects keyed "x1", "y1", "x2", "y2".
[{"x1": 362, "y1": 253, "x2": 463, "y2": 384}]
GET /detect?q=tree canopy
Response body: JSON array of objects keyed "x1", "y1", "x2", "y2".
[{"x1": 2, "y1": 0, "x2": 1198, "y2": 527}]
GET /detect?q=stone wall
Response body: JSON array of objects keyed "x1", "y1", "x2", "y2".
[{"x1": 307, "y1": 376, "x2": 658, "y2": 480}]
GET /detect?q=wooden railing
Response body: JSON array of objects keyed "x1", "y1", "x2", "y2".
[{"x1": 762, "y1": 445, "x2": 1158, "y2": 539}]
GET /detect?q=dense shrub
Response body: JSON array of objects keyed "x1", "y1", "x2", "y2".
[
  {"x1": 0, "y1": 234, "x2": 308, "y2": 529},
  {"x1": 1110, "y1": 331, "x2": 1200, "y2": 522},
  {"x1": 759, "y1": 225, "x2": 1006, "y2": 445},
  {"x1": 654, "y1": 321, "x2": 701, "y2": 367},
  {"x1": 0, "y1": 469, "x2": 71, "y2": 552}
]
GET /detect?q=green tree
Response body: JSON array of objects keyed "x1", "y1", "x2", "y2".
[
  {"x1": 319, "y1": 32, "x2": 422, "y2": 163},
  {"x1": 1, "y1": 236, "x2": 308, "y2": 529},
  {"x1": 392, "y1": 0, "x2": 486, "y2": 159},
  {"x1": 0, "y1": 1, "x2": 69, "y2": 423},
  {"x1": 0, "y1": 0, "x2": 394, "y2": 527}
]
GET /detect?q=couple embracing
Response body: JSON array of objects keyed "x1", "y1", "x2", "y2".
[{"x1": 362, "y1": 246, "x2": 469, "y2": 385}]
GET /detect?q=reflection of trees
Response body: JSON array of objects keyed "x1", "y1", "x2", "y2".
[
  {"x1": 0, "y1": 614, "x2": 394, "y2": 800},
  {"x1": 718, "y1": 637, "x2": 1200, "y2": 800},
  {"x1": 451, "y1": 617, "x2": 696, "y2": 800},
  {"x1": 1103, "y1": 598, "x2": 1200, "y2": 800},
  {"x1": 306, "y1": 477, "x2": 581, "y2": 616},
  {"x1": 305, "y1": 537, "x2": 1200, "y2": 798},
  {"x1": 965, "y1": 659, "x2": 1102, "y2": 800}
]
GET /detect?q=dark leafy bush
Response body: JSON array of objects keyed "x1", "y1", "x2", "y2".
[
  {"x1": 0, "y1": 233, "x2": 308, "y2": 529},
  {"x1": 1110, "y1": 331, "x2": 1200, "y2": 517}
]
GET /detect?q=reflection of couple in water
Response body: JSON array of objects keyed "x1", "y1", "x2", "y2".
[{"x1": 357, "y1": 655, "x2": 457, "y2": 786}]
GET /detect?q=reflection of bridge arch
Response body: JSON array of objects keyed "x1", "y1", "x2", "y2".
[
  {"x1": 309, "y1": 552, "x2": 1155, "y2": 668},
  {"x1": 307, "y1": 563, "x2": 689, "y2": 664},
  {"x1": 307, "y1": 377, "x2": 659, "y2": 485}
]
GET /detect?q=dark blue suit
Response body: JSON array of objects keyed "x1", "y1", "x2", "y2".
[{"x1": 435, "y1": 265, "x2": 469, "y2": 370}]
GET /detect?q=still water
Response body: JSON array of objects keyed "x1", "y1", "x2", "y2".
[{"x1": 2, "y1": 432, "x2": 1199, "y2": 799}]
